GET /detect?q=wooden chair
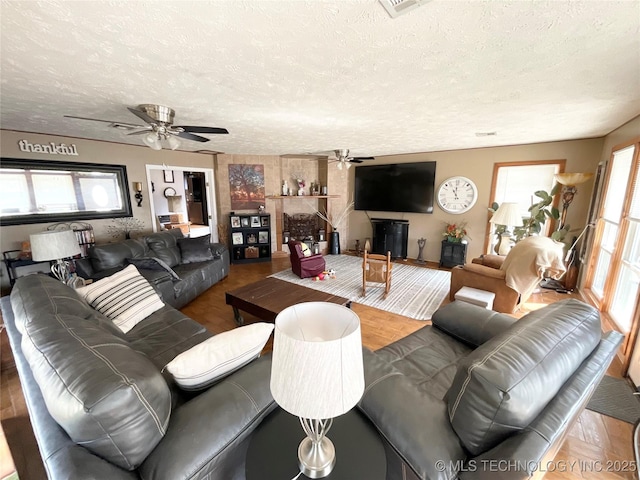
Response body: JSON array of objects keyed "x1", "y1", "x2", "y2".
[{"x1": 362, "y1": 250, "x2": 392, "y2": 299}]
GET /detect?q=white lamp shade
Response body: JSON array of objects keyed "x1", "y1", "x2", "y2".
[
  {"x1": 554, "y1": 172, "x2": 594, "y2": 186},
  {"x1": 270, "y1": 302, "x2": 365, "y2": 420},
  {"x1": 30, "y1": 230, "x2": 81, "y2": 261},
  {"x1": 490, "y1": 202, "x2": 524, "y2": 227}
]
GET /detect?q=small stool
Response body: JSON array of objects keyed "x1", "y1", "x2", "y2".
[{"x1": 454, "y1": 286, "x2": 495, "y2": 310}]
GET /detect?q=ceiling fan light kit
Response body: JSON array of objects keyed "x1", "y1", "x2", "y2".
[
  {"x1": 65, "y1": 104, "x2": 228, "y2": 151},
  {"x1": 329, "y1": 149, "x2": 374, "y2": 170}
]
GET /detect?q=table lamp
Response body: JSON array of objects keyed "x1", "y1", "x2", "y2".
[
  {"x1": 489, "y1": 202, "x2": 523, "y2": 255},
  {"x1": 270, "y1": 302, "x2": 364, "y2": 478},
  {"x1": 554, "y1": 173, "x2": 594, "y2": 230},
  {"x1": 30, "y1": 230, "x2": 81, "y2": 283}
]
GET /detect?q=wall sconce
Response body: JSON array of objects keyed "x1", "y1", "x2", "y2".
[{"x1": 134, "y1": 182, "x2": 143, "y2": 207}]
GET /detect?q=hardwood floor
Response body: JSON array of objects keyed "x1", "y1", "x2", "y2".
[{"x1": 0, "y1": 258, "x2": 635, "y2": 479}]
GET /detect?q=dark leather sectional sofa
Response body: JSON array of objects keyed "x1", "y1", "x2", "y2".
[
  {"x1": 2, "y1": 271, "x2": 622, "y2": 479},
  {"x1": 74, "y1": 229, "x2": 230, "y2": 308}
]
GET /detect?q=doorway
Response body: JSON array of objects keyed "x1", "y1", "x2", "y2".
[
  {"x1": 145, "y1": 164, "x2": 218, "y2": 241},
  {"x1": 184, "y1": 171, "x2": 209, "y2": 237}
]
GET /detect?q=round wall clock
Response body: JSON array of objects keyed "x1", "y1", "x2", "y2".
[
  {"x1": 436, "y1": 176, "x2": 478, "y2": 214},
  {"x1": 163, "y1": 187, "x2": 177, "y2": 198}
]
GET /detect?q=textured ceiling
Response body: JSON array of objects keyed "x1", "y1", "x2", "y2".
[{"x1": 1, "y1": 0, "x2": 639, "y2": 156}]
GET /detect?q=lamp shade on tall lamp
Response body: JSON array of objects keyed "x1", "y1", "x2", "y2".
[
  {"x1": 30, "y1": 230, "x2": 81, "y2": 283},
  {"x1": 270, "y1": 302, "x2": 364, "y2": 478},
  {"x1": 489, "y1": 202, "x2": 523, "y2": 255},
  {"x1": 554, "y1": 172, "x2": 594, "y2": 230}
]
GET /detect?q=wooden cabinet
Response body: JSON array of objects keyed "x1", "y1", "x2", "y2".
[
  {"x1": 440, "y1": 240, "x2": 467, "y2": 268},
  {"x1": 371, "y1": 219, "x2": 409, "y2": 259},
  {"x1": 229, "y1": 214, "x2": 271, "y2": 264}
]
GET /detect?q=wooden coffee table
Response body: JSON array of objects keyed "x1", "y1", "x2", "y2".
[{"x1": 225, "y1": 277, "x2": 351, "y2": 326}]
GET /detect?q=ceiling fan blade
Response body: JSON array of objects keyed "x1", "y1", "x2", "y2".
[
  {"x1": 349, "y1": 159, "x2": 365, "y2": 164},
  {"x1": 175, "y1": 126, "x2": 229, "y2": 134},
  {"x1": 351, "y1": 156, "x2": 375, "y2": 161},
  {"x1": 176, "y1": 131, "x2": 210, "y2": 143},
  {"x1": 127, "y1": 107, "x2": 157, "y2": 125},
  {"x1": 64, "y1": 115, "x2": 144, "y2": 128},
  {"x1": 126, "y1": 128, "x2": 154, "y2": 136}
]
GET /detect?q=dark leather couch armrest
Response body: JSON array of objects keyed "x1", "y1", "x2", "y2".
[
  {"x1": 140, "y1": 355, "x2": 276, "y2": 480},
  {"x1": 358, "y1": 349, "x2": 466, "y2": 480},
  {"x1": 74, "y1": 258, "x2": 94, "y2": 279},
  {"x1": 209, "y1": 242, "x2": 228, "y2": 258},
  {"x1": 432, "y1": 301, "x2": 518, "y2": 347},
  {"x1": 460, "y1": 330, "x2": 624, "y2": 480}
]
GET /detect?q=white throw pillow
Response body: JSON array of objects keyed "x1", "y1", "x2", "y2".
[
  {"x1": 165, "y1": 323, "x2": 274, "y2": 390},
  {"x1": 75, "y1": 264, "x2": 164, "y2": 333}
]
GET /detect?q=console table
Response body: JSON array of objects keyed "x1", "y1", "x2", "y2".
[
  {"x1": 371, "y1": 218, "x2": 409, "y2": 259},
  {"x1": 246, "y1": 408, "x2": 386, "y2": 479}
]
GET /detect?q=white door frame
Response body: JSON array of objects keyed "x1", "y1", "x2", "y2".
[{"x1": 145, "y1": 164, "x2": 219, "y2": 242}]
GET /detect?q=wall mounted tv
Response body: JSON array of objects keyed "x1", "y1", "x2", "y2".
[{"x1": 354, "y1": 161, "x2": 436, "y2": 214}]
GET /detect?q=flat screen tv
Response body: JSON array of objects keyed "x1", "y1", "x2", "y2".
[{"x1": 354, "y1": 161, "x2": 436, "y2": 214}]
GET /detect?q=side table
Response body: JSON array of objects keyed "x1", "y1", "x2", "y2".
[
  {"x1": 439, "y1": 240, "x2": 468, "y2": 268},
  {"x1": 246, "y1": 408, "x2": 386, "y2": 480}
]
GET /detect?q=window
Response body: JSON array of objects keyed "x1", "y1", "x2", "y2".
[
  {"x1": 486, "y1": 160, "x2": 565, "y2": 253},
  {"x1": 585, "y1": 140, "x2": 640, "y2": 357},
  {"x1": 0, "y1": 159, "x2": 132, "y2": 225}
]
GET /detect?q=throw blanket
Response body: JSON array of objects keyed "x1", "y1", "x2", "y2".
[{"x1": 501, "y1": 236, "x2": 566, "y2": 302}]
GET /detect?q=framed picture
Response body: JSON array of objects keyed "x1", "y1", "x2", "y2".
[
  {"x1": 261, "y1": 216, "x2": 269, "y2": 227},
  {"x1": 228, "y1": 164, "x2": 265, "y2": 210},
  {"x1": 163, "y1": 170, "x2": 174, "y2": 183},
  {"x1": 232, "y1": 232, "x2": 244, "y2": 245},
  {"x1": 250, "y1": 216, "x2": 260, "y2": 227},
  {"x1": 247, "y1": 233, "x2": 257, "y2": 244},
  {"x1": 241, "y1": 217, "x2": 250, "y2": 227},
  {"x1": 230, "y1": 216, "x2": 241, "y2": 228},
  {"x1": 259, "y1": 231, "x2": 269, "y2": 243}
]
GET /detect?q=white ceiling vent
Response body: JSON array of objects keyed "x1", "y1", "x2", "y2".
[{"x1": 379, "y1": 0, "x2": 432, "y2": 18}]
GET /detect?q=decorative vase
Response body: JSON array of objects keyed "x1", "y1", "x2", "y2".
[
  {"x1": 330, "y1": 231, "x2": 340, "y2": 255},
  {"x1": 447, "y1": 236, "x2": 460, "y2": 243},
  {"x1": 298, "y1": 188, "x2": 304, "y2": 196}
]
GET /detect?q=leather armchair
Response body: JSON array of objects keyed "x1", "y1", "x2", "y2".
[
  {"x1": 450, "y1": 236, "x2": 566, "y2": 313},
  {"x1": 288, "y1": 240, "x2": 326, "y2": 278}
]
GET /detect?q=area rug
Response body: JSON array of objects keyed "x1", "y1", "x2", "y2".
[
  {"x1": 270, "y1": 255, "x2": 451, "y2": 321},
  {"x1": 586, "y1": 375, "x2": 640, "y2": 424}
]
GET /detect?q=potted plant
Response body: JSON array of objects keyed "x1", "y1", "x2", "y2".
[
  {"x1": 513, "y1": 184, "x2": 570, "y2": 242},
  {"x1": 442, "y1": 221, "x2": 469, "y2": 243}
]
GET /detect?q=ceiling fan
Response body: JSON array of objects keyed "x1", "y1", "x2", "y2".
[
  {"x1": 328, "y1": 149, "x2": 375, "y2": 170},
  {"x1": 64, "y1": 104, "x2": 228, "y2": 150}
]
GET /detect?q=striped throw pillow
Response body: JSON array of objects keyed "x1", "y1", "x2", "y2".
[{"x1": 76, "y1": 264, "x2": 164, "y2": 333}]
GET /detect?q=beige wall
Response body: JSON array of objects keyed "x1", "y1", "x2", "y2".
[
  {"x1": 347, "y1": 138, "x2": 605, "y2": 263},
  {"x1": 599, "y1": 115, "x2": 640, "y2": 160},
  {"x1": 5, "y1": 124, "x2": 635, "y2": 287},
  {"x1": 0, "y1": 130, "x2": 215, "y2": 288}
]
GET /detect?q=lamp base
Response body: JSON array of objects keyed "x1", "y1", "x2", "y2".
[
  {"x1": 298, "y1": 436, "x2": 336, "y2": 479},
  {"x1": 495, "y1": 232, "x2": 514, "y2": 256}
]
